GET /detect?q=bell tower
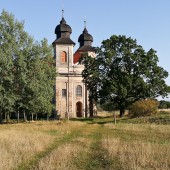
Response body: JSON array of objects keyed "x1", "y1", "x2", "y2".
[
  {"x1": 53, "y1": 13, "x2": 96, "y2": 118},
  {"x1": 53, "y1": 10, "x2": 75, "y2": 118}
]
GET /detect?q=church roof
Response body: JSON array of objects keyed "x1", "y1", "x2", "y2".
[
  {"x1": 55, "y1": 17, "x2": 72, "y2": 34},
  {"x1": 52, "y1": 37, "x2": 75, "y2": 45},
  {"x1": 76, "y1": 45, "x2": 96, "y2": 52},
  {"x1": 78, "y1": 28, "x2": 93, "y2": 42},
  {"x1": 73, "y1": 51, "x2": 82, "y2": 64},
  {"x1": 73, "y1": 45, "x2": 96, "y2": 63}
]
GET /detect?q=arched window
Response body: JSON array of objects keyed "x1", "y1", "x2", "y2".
[
  {"x1": 61, "y1": 51, "x2": 67, "y2": 63},
  {"x1": 76, "y1": 85, "x2": 82, "y2": 96}
]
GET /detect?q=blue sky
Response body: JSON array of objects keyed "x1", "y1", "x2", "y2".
[{"x1": 0, "y1": 0, "x2": 170, "y2": 99}]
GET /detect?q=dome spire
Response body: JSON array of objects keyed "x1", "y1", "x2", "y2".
[
  {"x1": 62, "y1": 9, "x2": 64, "y2": 18},
  {"x1": 60, "y1": 9, "x2": 66, "y2": 24},
  {"x1": 78, "y1": 21, "x2": 93, "y2": 47},
  {"x1": 53, "y1": 10, "x2": 75, "y2": 45},
  {"x1": 83, "y1": 20, "x2": 88, "y2": 34},
  {"x1": 84, "y1": 20, "x2": 86, "y2": 29}
]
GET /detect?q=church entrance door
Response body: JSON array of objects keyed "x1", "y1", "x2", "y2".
[{"x1": 76, "y1": 102, "x2": 82, "y2": 117}]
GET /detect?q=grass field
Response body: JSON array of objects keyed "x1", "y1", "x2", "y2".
[{"x1": 0, "y1": 111, "x2": 170, "y2": 170}]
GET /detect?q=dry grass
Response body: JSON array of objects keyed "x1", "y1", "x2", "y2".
[
  {"x1": 0, "y1": 117, "x2": 169, "y2": 170},
  {"x1": 102, "y1": 124, "x2": 170, "y2": 170},
  {"x1": 97, "y1": 110, "x2": 129, "y2": 117},
  {"x1": 37, "y1": 137, "x2": 91, "y2": 170},
  {"x1": 159, "y1": 109, "x2": 170, "y2": 112},
  {"x1": 0, "y1": 121, "x2": 84, "y2": 170},
  {"x1": 102, "y1": 138, "x2": 170, "y2": 170}
]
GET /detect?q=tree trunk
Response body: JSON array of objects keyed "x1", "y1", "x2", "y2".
[
  {"x1": 6, "y1": 113, "x2": 10, "y2": 123},
  {"x1": 4, "y1": 112, "x2": 6, "y2": 122},
  {"x1": 120, "y1": 107, "x2": 125, "y2": 117},
  {"x1": 35, "y1": 113, "x2": 38, "y2": 120},
  {"x1": 17, "y1": 109, "x2": 20, "y2": 123},
  {"x1": 89, "y1": 101, "x2": 93, "y2": 117},
  {"x1": 31, "y1": 113, "x2": 34, "y2": 121},
  {"x1": 23, "y1": 110, "x2": 27, "y2": 122},
  {"x1": 46, "y1": 114, "x2": 49, "y2": 121},
  {"x1": 0, "y1": 113, "x2": 2, "y2": 123}
]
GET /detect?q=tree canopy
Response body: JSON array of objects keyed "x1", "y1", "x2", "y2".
[
  {"x1": 0, "y1": 10, "x2": 56, "y2": 122},
  {"x1": 80, "y1": 35, "x2": 169, "y2": 116}
]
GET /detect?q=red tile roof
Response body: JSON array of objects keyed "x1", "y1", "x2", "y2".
[{"x1": 73, "y1": 51, "x2": 82, "y2": 64}]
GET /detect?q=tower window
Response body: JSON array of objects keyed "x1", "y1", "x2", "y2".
[
  {"x1": 62, "y1": 89, "x2": 67, "y2": 97},
  {"x1": 61, "y1": 51, "x2": 67, "y2": 63},
  {"x1": 76, "y1": 85, "x2": 82, "y2": 96}
]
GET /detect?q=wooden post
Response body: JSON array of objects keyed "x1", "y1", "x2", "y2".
[{"x1": 114, "y1": 111, "x2": 116, "y2": 124}]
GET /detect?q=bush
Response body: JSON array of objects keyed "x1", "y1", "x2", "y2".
[
  {"x1": 158, "y1": 100, "x2": 170, "y2": 109},
  {"x1": 129, "y1": 99, "x2": 159, "y2": 117}
]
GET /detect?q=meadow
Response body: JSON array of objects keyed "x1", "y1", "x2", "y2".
[{"x1": 0, "y1": 111, "x2": 170, "y2": 170}]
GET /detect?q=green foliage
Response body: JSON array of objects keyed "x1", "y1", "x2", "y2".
[
  {"x1": 79, "y1": 53, "x2": 99, "y2": 103},
  {"x1": 80, "y1": 35, "x2": 169, "y2": 117},
  {"x1": 99, "y1": 101, "x2": 118, "y2": 112},
  {"x1": 167, "y1": 86, "x2": 170, "y2": 93},
  {"x1": 129, "y1": 99, "x2": 159, "y2": 117},
  {"x1": 159, "y1": 100, "x2": 170, "y2": 109},
  {"x1": 0, "y1": 10, "x2": 56, "y2": 121}
]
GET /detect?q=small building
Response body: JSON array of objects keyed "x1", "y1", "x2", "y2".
[{"x1": 53, "y1": 12, "x2": 96, "y2": 118}]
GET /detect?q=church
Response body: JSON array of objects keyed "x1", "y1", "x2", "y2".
[{"x1": 53, "y1": 11, "x2": 96, "y2": 118}]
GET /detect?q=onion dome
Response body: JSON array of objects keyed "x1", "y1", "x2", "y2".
[
  {"x1": 78, "y1": 28, "x2": 93, "y2": 42},
  {"x1": 78, "y1": 21, "x2": 93, "y2": 47},
  {"x1": 74, "y1": 22, "x2": 95, "y2": 63},
  {"x1": 55, "y1": 17, "x2": 72, "y2": 35},
  {"x1": 53, "y1": 10, "x2": 75, "y2": 45}
]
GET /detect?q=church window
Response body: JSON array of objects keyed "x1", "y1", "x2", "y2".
[
  {"x1": 62, "y1": 89, "x2": 67, "y2": 97},
  {"x1": 76, "y1": 85, "x2": 82, "y2": 96},
  {"x1": 61, "y1": 51, "x2": 67, "y2": 63}
]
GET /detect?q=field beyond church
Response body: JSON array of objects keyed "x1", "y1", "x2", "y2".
[{"x1": 0, "y1": 112, "x2": 170, "y2": 170}]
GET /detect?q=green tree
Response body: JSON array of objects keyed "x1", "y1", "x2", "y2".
[
  {"x1": 80, "y1": 35, "x2": 169, "y2": 117},
  {"x1": 26, "y1": 39, "x2": 55, "y2": 120},
  {"x1": 0, "y1": 10, "x2": 18, "y2": 122},
  {"x1": 80, "y1": 53, "x2": 100, "y2": 116},
  {"x1": 0, "y1": 10, "x2": 56, "y2": 122}
]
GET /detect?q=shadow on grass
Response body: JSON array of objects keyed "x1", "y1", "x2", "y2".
[
  {"x1": 70, "y1": 116, "x2": 116, "y2": 125},
  {"x1": 88, "y1": 121, "x2": 115, "y2": 125},
  {"x1": 71, "y1": 117, "x2": 94, "y2": 122}
]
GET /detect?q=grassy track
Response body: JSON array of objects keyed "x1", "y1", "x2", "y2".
[
  {"x1": 0, "y1": 112, "x2": 170, "y2": 169},
  {"x1": 14, "y1": 123, "x2": 114, "y2": 170},
  {"x1": 16, "y1": 124, "x2": 87, "y2": 170},
  {"x1": 73, "y1": 125, "x2": 113, "y2": 170}
]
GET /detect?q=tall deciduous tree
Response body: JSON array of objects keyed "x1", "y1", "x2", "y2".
[
  {"x1": 26, "y1": 39, "x2": 55, "y2": 120},
  {"x1": 0, "y1": 10, "x2": 55, "y2": 122},
  {"x1": 80, "y1": 35, "x2": 169, "y2": 117},
  {"x1": 0, "y1": 10, "x2": 19, "y2": 122}
]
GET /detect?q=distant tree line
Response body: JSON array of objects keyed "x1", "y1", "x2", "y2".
[{"x1": 0, "y1": 10, "x2": 56, "y2": 123}]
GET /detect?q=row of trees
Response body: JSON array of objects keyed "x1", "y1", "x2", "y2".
[
  {"x1": 0, "y1": 10, "x2": 56, "y2": 122},
  {"x1": 80, "y1": 35, "x2": 169, "y2": 116}
]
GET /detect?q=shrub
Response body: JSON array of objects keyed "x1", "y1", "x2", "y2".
[
  {"x1": 158, "y1": 100, "x2": 170, "y2": 109},
  {"x1": 129, "y1": 99, "x2": 159, "y2": 117}
]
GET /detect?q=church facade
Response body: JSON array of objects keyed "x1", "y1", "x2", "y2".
[{"x1": 53, "y1": 13, "x2": 95, "y2": 118}]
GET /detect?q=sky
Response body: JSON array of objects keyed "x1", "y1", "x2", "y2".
[{"x1": 0, "y1": 0, "x2": 170, "y2": 99}]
